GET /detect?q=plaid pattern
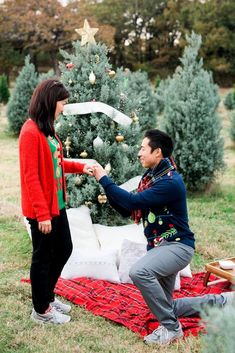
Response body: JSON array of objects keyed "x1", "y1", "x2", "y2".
[
  {"x1": 131, "y1": 158, "x2": 175, "y2": 224},
  {"x1": 22, "y1": 272, "x2": 230, "y2": 337}
]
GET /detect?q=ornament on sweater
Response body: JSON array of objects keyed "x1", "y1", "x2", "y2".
[
  {"x1": 63, "y1": 101, "x2": 132, "y2": 126},
  {"x1": 148, "y1": 212, "x2": 156, "y2": 224},
  {"x1": 75, "y1": 19, "x2": 98, "y2": 46}
]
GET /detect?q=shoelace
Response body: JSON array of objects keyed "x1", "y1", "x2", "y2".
[
  {"x1": 153, "y1": 325, "x2": 164, "y2": 336},
  {"x1": 153, "y1": 326, "x2": 169, "y2": 342}
]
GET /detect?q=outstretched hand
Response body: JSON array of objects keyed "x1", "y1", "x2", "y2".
[
  {"x1": 92, "y1": 163, "x2": 107, "y2": 181},
  {"x1": 83, "y1": 164, "x2": 94, "y2": 176}
]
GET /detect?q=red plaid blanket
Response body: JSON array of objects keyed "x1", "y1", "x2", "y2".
[
  {"x1": 22, "y1": 272, "x2": 230, "y2": 337},
  {"x1": 54, "y1": 273, "x2": 231, "y2": 337}
]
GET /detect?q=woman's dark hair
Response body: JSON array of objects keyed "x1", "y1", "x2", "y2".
[
  {"x1": 144, "y1": 129, "x2": 174, "y2": 157},
  {"x1": 28, "y1": 79, "x2": 69, "y2": 136}
]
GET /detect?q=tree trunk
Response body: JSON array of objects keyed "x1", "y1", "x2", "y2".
[{"x1": 50, "y1": 50, "x2": 60, "y2": 76}]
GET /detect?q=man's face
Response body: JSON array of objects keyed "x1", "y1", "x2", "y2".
[{"x1": 138, "y1": 137, "x2": 160, "y2": 169}]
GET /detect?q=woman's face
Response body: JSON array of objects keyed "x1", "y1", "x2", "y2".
[{"x1": 55, "y1": 99, "x2": 68, "y2": 119}]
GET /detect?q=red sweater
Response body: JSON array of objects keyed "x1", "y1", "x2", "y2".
[{"x1": 19, "y1": 119, "x2": 85, "y2": 222}]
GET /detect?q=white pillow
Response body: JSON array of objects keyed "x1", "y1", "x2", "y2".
[
  {"x1": 24, "y1": 206, "x2": 100, "y2": 250},
  {"x1": 118, "y1": 239, "x2": 181, "y2": 290},
  {"x1": 67, "y1": 206, "x2": 100, "y2": 250},
  {"x1": 179, "y1": 264, "x2": 192, "y2": 278},
  {"x1": 174, "y1": 272, "x2": 181, "y2": 290},
  {"x1": 93, "y1": 223, "x2": 147, "y2": 261},
  {"x1": 61, "y1": 249, "x2": 120, "y2": 283},
  {"x1": 23, "y1": 217, "x2": 31, "y2": 239},
  {"x1": 118, "y1": 239, "x2": 147, "y2": 283}
]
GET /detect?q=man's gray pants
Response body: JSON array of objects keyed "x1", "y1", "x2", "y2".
[
  {"x1": 129, "y1": 240, "x2": 194, "y2": 330},
  {"x1": 129, "y1": 241, "x2": 227, "y2": 330}
]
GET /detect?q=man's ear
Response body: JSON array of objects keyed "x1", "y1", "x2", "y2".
[{"x1": 155, "y1": 147, "x2": 163, "y2": 158}]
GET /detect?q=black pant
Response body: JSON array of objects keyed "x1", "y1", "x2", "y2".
[{"x1": 28, "y1": 208, "x2": 73, "y2": 314}]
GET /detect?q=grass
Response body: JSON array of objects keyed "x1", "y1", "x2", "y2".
[{"x1": 0, "y1": 93, "x2": 234, "y2": 353}]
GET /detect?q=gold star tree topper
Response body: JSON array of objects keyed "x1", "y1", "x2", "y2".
[{"x1": 75, "y1": 19, "x2": 99, "y2": 46}]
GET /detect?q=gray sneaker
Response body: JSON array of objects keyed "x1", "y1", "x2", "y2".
[
  {"x1": 51, "y1": 298, "x2": 71, "y2": 313},
  {"x1": 144, "y1": 324, "x2": 183, "y2": 345},
  {"x1": 221, "y1": 292, "x2": 235, "y2": 306},
  {"x1": 31, "y1": 306, "x2": 71, "y2": 324}
]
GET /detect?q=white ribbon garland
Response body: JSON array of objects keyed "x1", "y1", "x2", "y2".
[
  {"x1": 63, "y1": 102, "x2": 132, "y2": 126},
  {"x1": 119, "y1": 175, "x2": 141, "y2": 192}
]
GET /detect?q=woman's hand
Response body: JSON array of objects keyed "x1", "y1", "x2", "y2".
[
  {"x1": 83, "y1": 164, "x2": 94, "y2": 175},
  {"x1": 92, "y1": 163, "x2": 107, "y2": 181},
  {"x1": 38, "y1": 220, "x2": 52, "y2": 234}
]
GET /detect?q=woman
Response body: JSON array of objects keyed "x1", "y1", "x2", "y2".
[{"x1": 19, "y1": 79, "x2": 92, "y2": 324}]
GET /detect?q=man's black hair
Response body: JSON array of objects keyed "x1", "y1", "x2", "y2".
[{"x1": 144, "y1": 129, "x2": 174, "y2": 157}]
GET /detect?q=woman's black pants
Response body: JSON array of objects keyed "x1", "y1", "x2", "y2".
[{"x1": 27, "y1": 208, "x2": 72, "y2": 314}]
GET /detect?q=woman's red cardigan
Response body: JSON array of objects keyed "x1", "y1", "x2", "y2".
[{"x1": 19, "y1": 119, "x2": 85, "y2": 222}]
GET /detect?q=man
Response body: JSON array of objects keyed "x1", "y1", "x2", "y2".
[{"x1": 92, "y1": 129, "x2": 233, "y2": 345}]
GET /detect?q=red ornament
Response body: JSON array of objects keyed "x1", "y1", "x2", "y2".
[{"x1": 66, "y1": 62, "x2": 75, "y2": 70}]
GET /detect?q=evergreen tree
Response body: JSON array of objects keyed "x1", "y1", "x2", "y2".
[
  {"x1": 7, "y1": 56, "x2": 38, "y2": 135},
  {"x1": 0, "y1": 74, "x2": 10, "y2": 104},
  {"x1": 224, "y1": 89, "x2": 235, "y2": 110},
  {"x1": 230, "y1": 111, "x2": 235, "y2": 143},
  {"x1": 57, "y1": 40, "x2": 157, "y2": 224},
  {"x1": 163, "y1": 32, "x2": 224, "y2": 191},
  {"x1": 201, "y1": 303, "x2": 235, "y2": 353}
]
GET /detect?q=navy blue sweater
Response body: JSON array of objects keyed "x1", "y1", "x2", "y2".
[{"x1": 99, "y1": 170, "x2": 195, "y2": 250}]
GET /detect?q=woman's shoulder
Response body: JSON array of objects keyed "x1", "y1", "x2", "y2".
[
  {"x1": 19, "y1": 119, "x2": 43, "y2": 146},
  {"x1": 20, "y1": 119, "x2": 39, "y2": 135}
]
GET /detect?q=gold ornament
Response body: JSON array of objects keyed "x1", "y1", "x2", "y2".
[
  {"x1": 95, "y1": 54, "x2": 100, "y2": 64},
  {"x1": 108, "y1": 70, "x2": 116, "y2": 78},
  {"x1": 115, "y1": 134, "x2": 124, "y2": 142},
  {"x1": 75, "y1": 176, "x2": 82, "y2": 186},
  {"x1": 80, "y1": 150, "x2": 88, "y2": 158},
  {"x1": 64, "y1": 136, "x2": 71, "y2": 157},
  {"x1": 75, "y1": 19, "x2": 99, "y2": 46},
  {"x1": 97, "y1": 194, "x2": 107, "y2": 204},
  {"x1": 85, "y1": 201, "x2": 93, "y2": 207},
  {"x1": 89, "y1": 71, "x2": 96, "y2": 85},
  {"x1": 131, "y1": 111, "x2": 139, "y2": 122}
]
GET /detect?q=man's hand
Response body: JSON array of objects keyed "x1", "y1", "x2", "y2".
[
  {"x1": 38, "y1": 220, "x2": 52, "y2": 234},
  {"x1": 92, "y1": 163, "x2": 107, "y2": 181},
  {"x1": 83, "y1": 164, "x2": 94, "y2": 175}
]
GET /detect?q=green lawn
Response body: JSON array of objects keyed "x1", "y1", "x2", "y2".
[{"x1": 0, "y1": 100, "x2": 234, "y2": 353}]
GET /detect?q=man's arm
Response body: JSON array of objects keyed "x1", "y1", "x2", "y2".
[{"x1": 99, "y1": 175, "x2": 180, "y2": 211}]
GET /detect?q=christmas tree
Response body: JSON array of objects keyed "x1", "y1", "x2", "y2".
[
  {"x1": 0, "y1": 74, "x2": 10, "y2": 104},
  {"x1": 162, "y1": 32, "x2": 224, "y2": 191},
  {"x1": 57, "y1": 20, "x2": 157, "y2": 225},
  {"x1": 7, "y1": 55, "x2": 38, "y2": 135}
]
